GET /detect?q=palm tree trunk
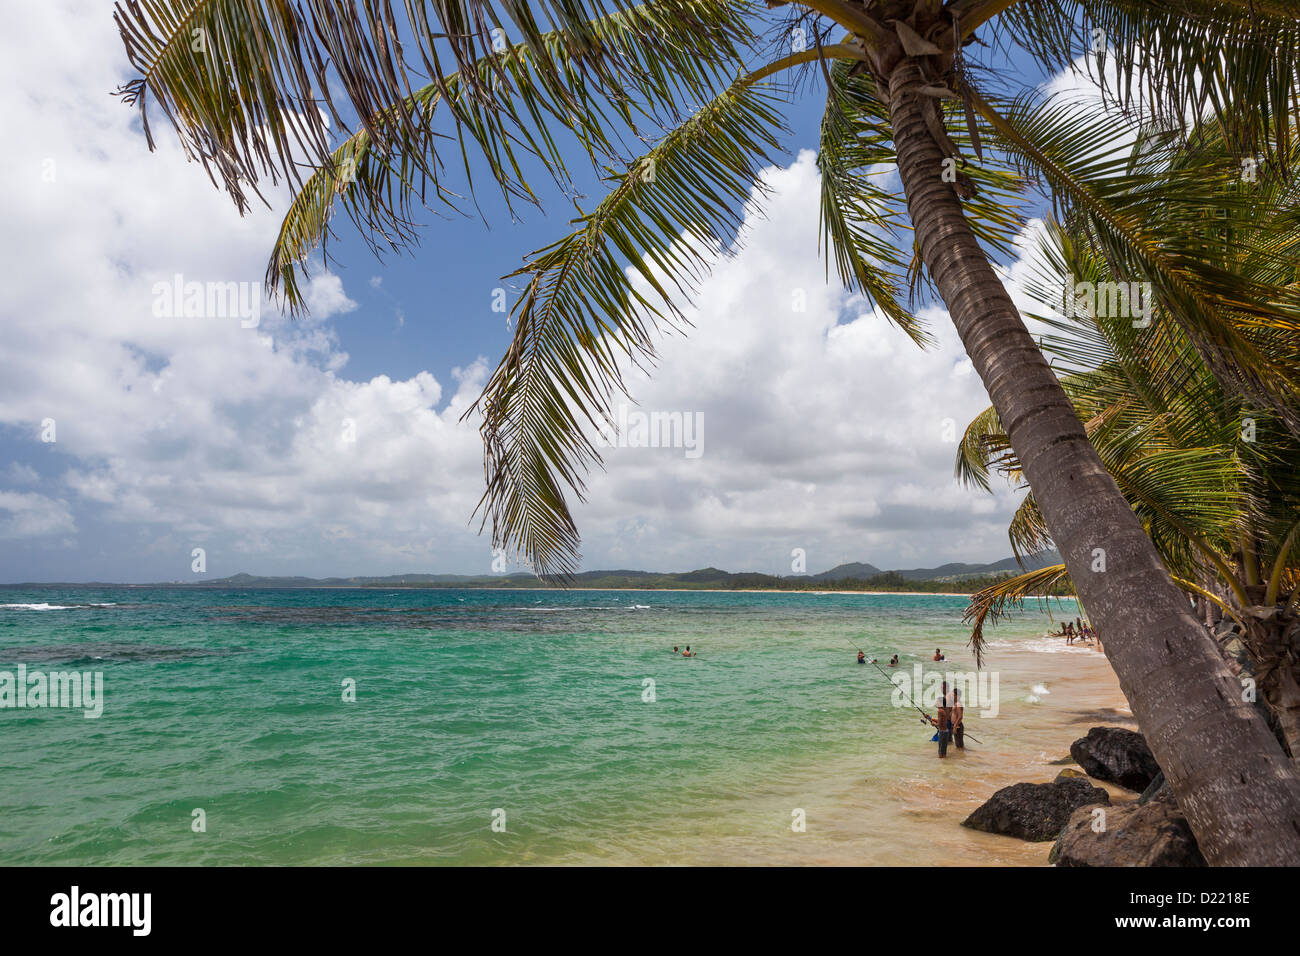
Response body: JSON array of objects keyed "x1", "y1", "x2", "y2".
[{"x1": 885, "y1": 58, "x2": 1300, "y2": 865}]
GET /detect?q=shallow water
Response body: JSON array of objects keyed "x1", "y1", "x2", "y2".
[{"x1": 0, "y1": 587, "x2": 1124, "y2": 865}]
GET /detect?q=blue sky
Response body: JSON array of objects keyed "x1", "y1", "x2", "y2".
[{"x1": 0, "y1": 4, "x2": 1080, "y2": 583}]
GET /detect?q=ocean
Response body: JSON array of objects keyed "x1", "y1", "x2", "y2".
[{"x1": 0, "y1": 587, "x2": 1124, "y2": 865}]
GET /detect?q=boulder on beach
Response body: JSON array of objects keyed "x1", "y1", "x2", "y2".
[
  {"x1": 1069, "y1": 726, "x2": 1160, "y2": 791},
  {"x1": 1054, "y1": 768, "x2": 1087, "y2": 782},
  {"x1": 962, "y1": 779, "x2": 1111, "y2": 842},
  {"x1": 1050, "y1": 790, "x2": 1205, "y2": 866}
]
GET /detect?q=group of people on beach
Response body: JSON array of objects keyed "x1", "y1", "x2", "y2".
[{"x1": 1058, "y1": 616, "x2": 1099, "y2": 647}]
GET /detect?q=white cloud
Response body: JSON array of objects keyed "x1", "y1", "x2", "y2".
[
  {"x1": 0, "y1": 492, "x2": 75, "y2": 539},
  {"x1": 302, "y1": 272, "x2": 359, "y2": 320}
]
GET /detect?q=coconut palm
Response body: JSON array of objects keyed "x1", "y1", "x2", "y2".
[
  {"x1": 112, "y1": 0, "x2": 1300, "y2": 863},
  {"x1": 958, "y1": 127, "x2": 1300, "y2": 758}
]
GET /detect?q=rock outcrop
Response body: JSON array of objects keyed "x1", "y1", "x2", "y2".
[
  {"x1": 1050, "y1": 790, "x2": 1205, "y2": 866},
  {"x1": 1068, "y1": 726, "x2": 1160, "y2": 791},
  {"x1": 962, "y1": 778, "x2": 1110, "y2": 842}
]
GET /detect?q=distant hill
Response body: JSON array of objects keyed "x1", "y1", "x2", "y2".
[
  {"x1": 7, "y1": 552, "x2": 1063, "y2": 593},
  {"x1": 809, "y1": 562, "x2": 883, "y2": 581},
  {"x1": 813, "y1": 552, "x2": 1059, "y2": 583}
]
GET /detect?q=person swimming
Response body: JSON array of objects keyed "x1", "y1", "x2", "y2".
[
  {"x1": 889, "y1": 654, "x2": 899, "y2": 667},
  {"x1": 933, "y1": 648, "x2": 945, "y2": 661},
  {"x1": 857, "y1": 651, "x2": 866, "y2": 664},
  {"x1": 682, "y1": 645, "x2": 694, "y2": 658},
  {"x1": 672, "y1": 646, "x2": 679, "y2": 654}
]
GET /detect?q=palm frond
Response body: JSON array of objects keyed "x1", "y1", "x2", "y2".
[
  {"x1": 998, "y1": 0, "x2": 1300, "y2": 161},
  {"x1": 816, "y1": 59, "x2": 925, "y2": 342},
  {"x1": 265, "y1": 0, "x2": 756, "y2": 308},
  {"x1": 114, "y1": 0, "x2": 756, "y2": 217},
  {"x1": 963, "y1": 563, "x2": 1074, "y2": 667},
  {"x1": 973, "y1": 89, "x2": 1300, "y2": 434},
  {"x1": 954, "y1": 402, "x2": 1012, "y2": 491},
  {"x1": 1007, "y1": 492, "x2": 1055, "y2": 563},
  {"x1": 467, "y1": 70, "x2": 790, "y2": 576}
]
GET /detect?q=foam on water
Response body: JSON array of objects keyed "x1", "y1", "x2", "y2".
[
  {"x1": 2, "y1": 602, "x2": 119, "y2": 610},
  {"x1": 986, "y1": 636, "x2": 1098, "y2": 655}
]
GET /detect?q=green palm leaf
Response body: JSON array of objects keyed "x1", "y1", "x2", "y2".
[
  {"x1": 816, "y1": 58, "x2": 924, "y2": 342},
  {"x1": 114, "y1": 0, "x2": 755, "y2": 215},
  {"x1": 973, "y1": 90, "x2": 1300, "y2": 433},
  {"x1": 963, "y1": 563, "x2": 1074, "y2": 666},
  {"x1": 999, "y1": 0, "x2": 1300, "y2": 160},
  {"x1": 468, "y1": 72, "x2": 791, "y2": 576},
  {"x1": 265, "y1": 0, "x2": 757, "y2": 308}
]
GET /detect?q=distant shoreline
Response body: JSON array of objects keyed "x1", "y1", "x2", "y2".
[{"x1": 0, "y1": 554, "x2": 1065, "y2": 594}]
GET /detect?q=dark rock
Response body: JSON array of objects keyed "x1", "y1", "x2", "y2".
[
  {"x1": 1050, "y1": 791, "x2": 1205, "y2": 866},
  {"x1": 1048, "y1": 755, "x2": 1076, "y2": 765},
  {"x1": 1069, "y1": 727, "x2": 1160, "y2": 791},
  {"x1": 963, "y1": 779, "x2": 1110, "y2": 842}
]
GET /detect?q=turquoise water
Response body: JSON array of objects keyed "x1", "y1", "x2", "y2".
[{"x1": 0, "y1": 587, "x2": 1106, "y2": 865}]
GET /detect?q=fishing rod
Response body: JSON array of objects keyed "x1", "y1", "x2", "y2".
[{"x1": 842, "y1": 634, "x2": 984, "y2": 745}]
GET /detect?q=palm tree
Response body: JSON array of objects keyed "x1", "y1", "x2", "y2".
[
  {"x1": 958, "y1": 134, "x2": 1300, "y2": 756},
  {"x1": 112, "y1": 0, "x2": 1300, "y2": 863}
]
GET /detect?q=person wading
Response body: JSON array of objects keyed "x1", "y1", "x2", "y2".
[{"x1": 932, "y1": 680, "x2": 954, "y2": 758}]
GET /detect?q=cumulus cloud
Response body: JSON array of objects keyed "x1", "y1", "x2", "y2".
[
  {"x1": 0, "y1": 492, "x2": 75, "y2": 539},
  {"x1": 302, "y1": 272, "x2": 360, "y2": 320}
]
